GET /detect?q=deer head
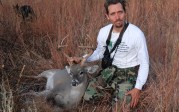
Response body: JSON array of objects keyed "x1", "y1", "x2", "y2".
[{"x1": 64, "y1": 50, "x2": 96, "y2": 86}]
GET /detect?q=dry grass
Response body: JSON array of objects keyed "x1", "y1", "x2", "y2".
[{"x1": 0, "y1": 0, "x2": 179, "y2": 112}]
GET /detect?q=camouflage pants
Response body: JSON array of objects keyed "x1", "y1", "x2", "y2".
[{"x1": 83, "y1": 65, "x2": 139, "y2": 105}]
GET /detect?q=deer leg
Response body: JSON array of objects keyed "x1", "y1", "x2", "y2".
[
  {"x1": 22, "y1": 75, "x2": 45, "y2": 82},
  {"x1": 22, "y1": 89, "x2": 51, "y2": 97},
  {"x1": 32, "y1": 89, "x2": 51, "y2": 97}
]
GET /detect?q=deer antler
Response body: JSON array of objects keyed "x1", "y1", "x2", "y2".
[
  {"x1": 58, "y1": 36, "x2": 94, "y2": 66},
  {"x1": 57, "y1": 35, "x2": 69, "y2": 49},
  {"x1": 63, "y1": 52, "x2": 74, "y2": 66},
  {"x1": 57, "y1": 35, "x2": 73, "y2": 66},
  {"x1": 80, "y1": 50, "x2": 93, "y2": 66}
]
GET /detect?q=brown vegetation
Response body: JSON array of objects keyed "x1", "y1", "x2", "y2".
[{"x1": 0, "y1": 0, "x2": 178, "y2": 112}]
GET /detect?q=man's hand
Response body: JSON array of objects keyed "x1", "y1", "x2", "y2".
[
  {"x1": 67, "y1": 57, "x2": 82, "y2": 64},
  {"x1": 125, "y1": 88, "x2": 141, "y2": 108}
]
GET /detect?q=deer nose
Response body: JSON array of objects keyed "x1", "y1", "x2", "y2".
[{"x1": 71, "y1": 79, "x2": 79, "y2": 86}]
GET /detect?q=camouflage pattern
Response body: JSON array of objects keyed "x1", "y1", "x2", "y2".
[{"x1": 83, "y1": 65, "x2": 138, "y2": 105}]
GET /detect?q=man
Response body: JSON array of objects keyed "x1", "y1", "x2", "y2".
[{"x1": 69, "y1": 0, "x2": 149, "y2": 111}]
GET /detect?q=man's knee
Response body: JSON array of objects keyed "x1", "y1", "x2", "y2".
[
  {"x1": 83, "y1": 87, "x2": 102, "y2": 101},
  {"x1": 83, "y1": 79, "x2": 103, "y2": 101},
  {"x1": 101, "y1": 66, "x2": 117, "y2": 84},
  {"x1": 113, "y1": 81, "x2": 133, "y2": 104}
]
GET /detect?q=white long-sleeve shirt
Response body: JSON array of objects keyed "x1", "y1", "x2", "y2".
[{"x1": 87, "y1": 23, "x2": 149, "y2": 90}]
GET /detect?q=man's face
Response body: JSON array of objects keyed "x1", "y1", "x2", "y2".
[{"x1": 106, "y1": 3, "x2": 126, "y2": 30}]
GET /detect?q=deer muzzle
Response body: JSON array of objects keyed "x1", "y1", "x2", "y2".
[{"x1": 71, "y1": 79, "x2": 79, "y2": 86}]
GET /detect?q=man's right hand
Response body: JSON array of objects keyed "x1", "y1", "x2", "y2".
[{"x1": 67, "y1": 57, "x2": 82, "y2": 64}]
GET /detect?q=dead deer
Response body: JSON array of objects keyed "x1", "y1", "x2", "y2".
[{"x1": 24, "y1": 51, "x2": 99, "y2": 110}]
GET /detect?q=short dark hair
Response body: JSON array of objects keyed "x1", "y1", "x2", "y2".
[{"x1": 104, "y1": 0, "x2": 126, "y2": 14}]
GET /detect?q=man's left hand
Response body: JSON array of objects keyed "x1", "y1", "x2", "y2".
[{"x1": 125, "y1": 88, "x2": 141, "y2": 108}]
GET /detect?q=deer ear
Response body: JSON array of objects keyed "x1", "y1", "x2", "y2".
[
  {"x1": 16, "y1": 4, "x2": 19, "y2": 8},
  {"x1": 86, "y1": 65, "x2": 99, "y2": 74},
  {"x1": 65, "y1": 66, "x2": 71, "y2": 74}
]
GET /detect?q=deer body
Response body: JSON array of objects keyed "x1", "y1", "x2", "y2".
[{"x1": 31, "y1": 64, "x2": 98, "y2": 109}]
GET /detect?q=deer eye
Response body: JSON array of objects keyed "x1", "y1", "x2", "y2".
[
  {"x1": 79, "y1": 71, "x2": 84, "y2": 77},
  {"x1": 80, "y1": 72, "x2": 84, "y2": 75},
  {"x1": 70, "y1": 73, "x2": 73, "y2": 77}
]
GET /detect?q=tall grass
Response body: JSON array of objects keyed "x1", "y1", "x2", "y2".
[
  {"x1": 0, "y1": 79, "x2": 14, "y2": 112},
  {"x1": 0, "y1": 0, "x2": 178, "y2": 111}
]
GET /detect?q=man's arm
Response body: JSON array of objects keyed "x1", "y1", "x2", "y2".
[
  {"x1": 68, "y1": 29, "x2": 106, "y2": 63},
  {"x1": 135, "y1": 32, "x2": 149, "y2": 90},
  {"x1": 86, "y1": 30, "x2": 106, "y2": 62},
  {"x1": 126, "y1": 31, "x2": 149, "y2": 108}
]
